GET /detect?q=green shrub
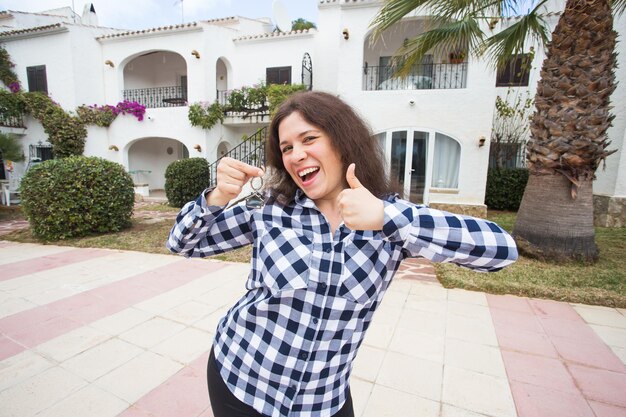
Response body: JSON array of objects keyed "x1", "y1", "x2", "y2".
[
  {"x1": 485, "y1": 168, "x2": 529, "y2": 211},
  {"x1": 267, "y1": 84, "x2": 307, "y2": 116},
  {"x1": 20, "y1": 156, "x2": 134, "y2": 240},
  {"x1": 165, "y1": 157, "x2": 210, "y2": 207}
]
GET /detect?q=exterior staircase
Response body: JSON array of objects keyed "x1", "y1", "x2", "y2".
[{"x1": 208, "y1": 126, "x2": 268, "y2": 188}]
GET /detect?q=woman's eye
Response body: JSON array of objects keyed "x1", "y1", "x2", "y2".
[
  {"x1": 281, "y1": 146, "x2": 292, "y2": 154},
  {"x1": 304, "y1": 136, "x2": 317, "y2": 143}
]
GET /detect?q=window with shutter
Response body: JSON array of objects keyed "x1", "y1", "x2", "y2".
[
  {"x1": 266, "y1": 66, "x2": 292, "y2": 85},
  {"x1": 26, "y1": 65, "x2": 48, "y2": 93}
]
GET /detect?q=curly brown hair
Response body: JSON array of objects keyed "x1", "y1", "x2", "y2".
[{"x1": 266, "y1": 91, "x2": 392, "y2": 204}]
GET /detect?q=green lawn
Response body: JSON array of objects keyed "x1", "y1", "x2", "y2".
[
  {"x1": 436, "y1": 211, "x2": 626, "y2": 307},
  {"x1": 2, "y1": 207, "x2": 624, "y2": 307}
]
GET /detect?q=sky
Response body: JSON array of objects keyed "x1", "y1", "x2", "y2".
[{"x1": 0, "y1": 0, "x2": 319, "y2": 30}]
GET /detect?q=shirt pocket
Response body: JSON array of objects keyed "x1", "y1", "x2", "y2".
[
  {"x1": 339, "y1": 239, "x2": 387, "y2": 305},
  {"x1": 255, "y1": 227, "x2": 313, "y2": 294}
]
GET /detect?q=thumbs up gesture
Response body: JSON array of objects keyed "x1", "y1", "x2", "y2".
[{"x1": 338, "y1": 163, "x2": 384, "y2": 231}]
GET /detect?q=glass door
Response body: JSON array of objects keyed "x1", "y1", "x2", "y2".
[{"x1": 409, "y1": 131, "x2": 427, "y2": 204}]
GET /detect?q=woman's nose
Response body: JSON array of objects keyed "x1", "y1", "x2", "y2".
[{"x1": 292, "y1": 146, "x2": 306, "y2": 161}]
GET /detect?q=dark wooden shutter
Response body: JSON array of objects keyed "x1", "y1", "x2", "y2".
[{"x1": 27, "y1": 65, "x2": 48, "y2": 93}]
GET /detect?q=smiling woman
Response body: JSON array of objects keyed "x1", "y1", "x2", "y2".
[{"x1": 166, "y1": 91, "x2": 518, "y2": 417}]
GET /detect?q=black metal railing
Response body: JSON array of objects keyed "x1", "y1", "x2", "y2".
[
  {"x1": 122, "y1": 85, "x2": 187, "y2": 108},
  {"x1": 209, "y1": 126, "x2": 268, "y2": 187},
  {"x1": 363, "y1": 63, "x2": 468, "y2": 90},
  {"x1": 0, "y1": 112, "x2": 25, "y2": 128},
  {"x1": 216, "y1": 90, "x2": 269, "y2": 118}
]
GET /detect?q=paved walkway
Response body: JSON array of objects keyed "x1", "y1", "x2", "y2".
[{"x1": 0, "y1": 241, "x2": 625, "y2": 417}]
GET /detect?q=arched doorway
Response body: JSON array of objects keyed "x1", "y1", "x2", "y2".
[{"x1": 127, "y1": 137, "x2": 189, "y2": 192}]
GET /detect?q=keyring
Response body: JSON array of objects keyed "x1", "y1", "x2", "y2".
[{"x1": 245, "y1": 176, "x2": 265, "y2": 209}]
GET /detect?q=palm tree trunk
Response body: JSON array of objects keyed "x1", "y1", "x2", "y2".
[
  {"x1": 514, "y1": 174, "x2": 598, "y2": 260},
  {"x1": 513, "y1": 0, "x2": 616, "y2": 262}
]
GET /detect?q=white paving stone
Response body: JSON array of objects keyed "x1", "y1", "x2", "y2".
[
  {"x1": 35, "y1": 385, "x2": 129, "y2": 417},
  {"x1": 0, "y1": 243, "x2": 71, "y2": 266},
  {"x1": 35, "y1": 326, "x2": 112, "y2": 362},
  {"x1": 0, "y1": 351, "x2": 55, "y2": 392},
  {"x1": 574, "y1": 305, "x2": 626, "y2": 329},
  {"x1": 118, "y1": 316, "x2": 186, "y2": 349},
  {"x1": 442, "y1": 366, "x2": 516, "y2": 417},
  {"x1": 447, "y1": 289, "x2": 488, "y2": 306},
  {"x1": 60, "y1": 338, "x2": 144, "y2": 382},
  {"x1": 90, "y1": 308, "x2": 154, "y2": 335},
  {"x1": 152, "y1": 327, "x2": 212, "y2": 364},
  {"x1": 350, "y1": 377, "x2": 373, "y2": 417},
  {"x1": 376, "y1": 351, "x2": 443, "y2": 401},
  {"x1": 362, "y1": 384, "x2": 440, "y2": 417},
  {"x1": 444, "y1": 339, "x2": 507, "y2": 377},
  {"x1": 446, "y1": 314, "x2": 499, "y2": 347},
  {"x1": 388, "y1": 327, "x2": 445, "y2": 363},
  {"x1": 0, "y1": 366, "x2": 87, "y2": 417},
  {"x1": 352, "y1": 345, "x2": 386, "y2": 382},
  {"x1": 94, "y1": 351, "x2": 182, "y2": 404}
]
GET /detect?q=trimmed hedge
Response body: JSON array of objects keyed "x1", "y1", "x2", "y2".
[
  {"x1": 20, "y1": 156, "x2": 134, "y2": 240},
  {"x1": 485, "y1": 168, "x2": 529, "y2": 211},
  {"x1": 165, "y1": 157, "x2": 210, "y2": 207}
]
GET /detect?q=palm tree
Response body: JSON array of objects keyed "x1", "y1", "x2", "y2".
[{"x1": 371, "y1": 0, "x2": 623, "y2": 261}]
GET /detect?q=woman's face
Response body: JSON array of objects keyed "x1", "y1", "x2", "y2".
[{"x1": 278, "y1": 111, "x2": 346, "y2": 205}]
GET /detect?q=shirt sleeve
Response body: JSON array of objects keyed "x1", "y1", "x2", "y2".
[
  {"x1": 381, "y1": 198, "x2": 518, "y2": 272},
  {"x1": 166, "y1": 190, "x2": 254, "y2": 258}
]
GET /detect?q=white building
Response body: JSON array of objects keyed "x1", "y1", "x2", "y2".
[{"x1": 0, "y1": 0, "x2": 624, "y2": 224}]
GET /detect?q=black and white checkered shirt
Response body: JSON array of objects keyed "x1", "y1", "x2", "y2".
[{"x1": 167, "y1": 190, "x2": 517, "y2": 417}]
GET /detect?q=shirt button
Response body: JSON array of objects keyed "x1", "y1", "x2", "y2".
[
  {"x1": 300, "y1": 352, "x2": 308, "y2": 360},
  {"x1": 320, "y1": 283, "x2": 327, "y2": 290},
  {"x1": 312, "y1": 318, "x2": 319, "y2": 324},
  {"x1": 325, "y1": 247, "x2": 331, "y2": 253}
]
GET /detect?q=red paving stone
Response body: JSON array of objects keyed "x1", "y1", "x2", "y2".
[
  {"x1": 488, "y1": 294, "x2": 626, "y2": 417},
  {"x1": 0, "y1": 248, "x2": 112, "y2": 281},
  {"x1": 509, "y1": 381, "x2": 595, "y2": 417},
  {"x1": 568, "y1": 365, "x2": 626, "y2": 408}
]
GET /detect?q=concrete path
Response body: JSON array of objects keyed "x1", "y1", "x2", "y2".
[{"x1": 0, "y1": 241, "x2": 625, "y2": 417}]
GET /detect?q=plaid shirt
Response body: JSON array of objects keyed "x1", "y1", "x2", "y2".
[{"x1": 167, "y1": 190, "x2": 517, "y2": 417}]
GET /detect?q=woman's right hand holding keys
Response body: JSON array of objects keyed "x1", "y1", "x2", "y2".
[{"x1": 206, "y1": 157, "x2": 264, "y2": 206}]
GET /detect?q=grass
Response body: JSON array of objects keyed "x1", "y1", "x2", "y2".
[
  {"x1": 436, "y1": 211, "x2": 626, "y2": 308},
  {"x1": 2, "y1": 206, "x2": 624, "y2": 307},
  {"x1": 1, "y1": 204, "x2": 252, "y2": 263}
]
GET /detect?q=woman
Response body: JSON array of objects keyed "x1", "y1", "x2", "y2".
[{"x1": 167, "y1": 91, "x2": 517, "y2": 417}]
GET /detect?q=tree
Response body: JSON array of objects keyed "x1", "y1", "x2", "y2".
[
  {"x1": 0, "y1": 132, "x2": 24, "y2": 162},
  {"x1": 370, "y1": 0, "x2": 624, "y2": 261},
  {"x1": 291, "y1": 18, "x2": 316, "y2": 31}
]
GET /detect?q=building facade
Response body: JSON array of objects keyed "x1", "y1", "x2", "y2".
[{"x1": 1, "y1": 0, "x2": 624, "y2": 223}]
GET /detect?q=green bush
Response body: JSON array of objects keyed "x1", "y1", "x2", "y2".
[
  {"x1": 485, "y1": 168, "x2": 529, "y2": 211},
  {"x1": 20, "y1": 156, "x2": 134, "y2": 240},
  {"x1": 165, "y1": 157, "x2": 210, "y2": 207}
]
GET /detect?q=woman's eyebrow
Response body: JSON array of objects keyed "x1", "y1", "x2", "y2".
[{"x1": 279, "y1": 130, "x2": 320, "y2": 146}]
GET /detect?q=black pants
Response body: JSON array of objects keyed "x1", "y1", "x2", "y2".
[{"x1": 207, "y1": 348, "x2": 355, "y2": 417}]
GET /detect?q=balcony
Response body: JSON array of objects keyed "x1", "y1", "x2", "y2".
[
  {"x1": 217, "y1": 89, "x2": 270, "y2": 126},
  {"x1": 363, "y1": 63, "x2": 468, "y2": 91},
  {"x1": 122, "y1": 85, "x2": 187, "y2": 109},
  {"x1": 0, "y1": 112, "x2": 25, "y2": 128}
]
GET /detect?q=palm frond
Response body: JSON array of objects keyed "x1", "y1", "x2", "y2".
[
  {"x1": 391, "y1": 15, "x2": 483, "y2": 77},
  {"x1": 370, "y1": 0, "x2": 432, "y2": 37},
  {"x1": 482, "y1": 0, "x2": 549, "y2": 71},
  {"x1": 612, "y1": 0, "x2": 626, "y2": 15}
]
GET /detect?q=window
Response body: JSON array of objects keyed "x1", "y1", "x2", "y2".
[
  {"x1": 27, "y1": 65, "x2": 48, "y2": 93},
  {"x1": 266, "y1": 66, "x2": 291, "y2": 85},
  {"x1": 496, "y1": 54, "x2": 531, "y2": 87},
  {"x1": 431, "y1": 134, "x2": 460, "y2": 188}
]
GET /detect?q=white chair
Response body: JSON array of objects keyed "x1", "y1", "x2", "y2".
[{"x1": 4, "y1": 176, "x2": 21, "y2": 206}]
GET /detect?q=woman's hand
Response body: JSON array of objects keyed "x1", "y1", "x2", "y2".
[
  {"x1": 337, "y1": 163, "x2": 384, "y2": 231},
  {"x1": 207, "y1": 157, "x2": 264, "y2": 206}
]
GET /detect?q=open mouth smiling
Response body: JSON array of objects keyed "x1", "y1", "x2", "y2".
[{"x1": 298, "y1": 167, "x2": 320, "y2": 183}]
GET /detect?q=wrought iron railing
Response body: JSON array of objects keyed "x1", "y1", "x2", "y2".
[
  {"x1": 209, "y1": 126, "x2": 268, "y2": 187},
  {"x1": 0, "y1": 112, "x2": 25, "y2": 128},
  {"x1": 363, "y1": 63, "x2": 468, "y2": 90},
  {"x1": 216, "y1": 90, "x2": 269, "y2": 118},
  {"x1": 122, "y1": 85, "x2": 187, "y2": 109}
]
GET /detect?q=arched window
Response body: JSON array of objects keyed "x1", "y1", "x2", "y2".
[{"x1": 431, "y1": 133, "x2": 460, "y2": 188}]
